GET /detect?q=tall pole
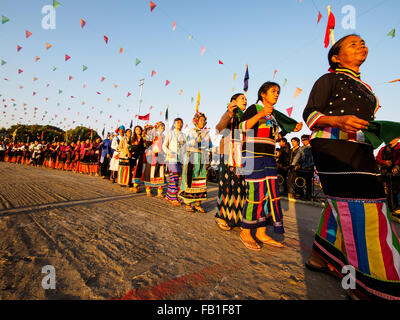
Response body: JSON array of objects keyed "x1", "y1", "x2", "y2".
[{"x1": 136, "y1": 78, "x2": 145, "y2": 126}]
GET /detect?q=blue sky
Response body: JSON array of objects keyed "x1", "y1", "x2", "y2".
[{"x1": 0, "y1": 0, "x2": 399, "y2": 143}]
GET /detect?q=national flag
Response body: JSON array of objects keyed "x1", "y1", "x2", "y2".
[
  {"x1": 138, "y1": 113, "x2": 150, "y2": 121},
  {"x1": 324, "y1": 6, "x2": 335, "y2": 48}
]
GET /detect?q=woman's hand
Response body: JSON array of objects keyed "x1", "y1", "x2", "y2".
[
  {"x1": 294, "y1": 122, "x2": 303, "y2": 132},
  {"x1": 227, "y1": 102, "x2": 237, "y2": 118},
  {"x1": 334, "y1": 115, "x2": 369, "y2": 134},
  {"x1": 260, "y1": 105, "x2": 274, "y2": 117}
]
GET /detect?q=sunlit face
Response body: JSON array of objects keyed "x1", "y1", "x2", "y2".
[
  {"x1": 279, "y1": 140, "x2": 286, "y2": 147},
  {"x1": 119, "y1": 129, "x2": 125, "y2": 136},
  {"x1": 302, "y1": 138, "x2": 309, "y2": 146},
  {"x1": 135, "y1": 127, "x2": 142, "y2": 136},
  {"x1": 291, "y1": 139, "x2": 299, "y2": 148},
  {"x1": 126, "y1": 129, "x2": 132, "y2": 139},
  {"x1": 333, "y1": 35, "x2": 368, "y2": 69},
  {"x1": 197, "y1": 116, "x2": 206, "y2": 129},
  {"x1": 234, "y1": 95, "x2": 247, "y2": 111},
  {"x1": 175, "y1": 120, "x2": 183, "y2": 131},
  {"x1": 261, "y1": 86, "x2": 280, "y2": 106}
]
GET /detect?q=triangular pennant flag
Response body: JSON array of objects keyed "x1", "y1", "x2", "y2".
[
  {"x1": 82, "y1": 65, "x2": 88, "y2": 71},
  {"x1": 165, "y1": 80, "x2": 170, "y2": 86},
  {"x1": 101, "y1": 76, "x2": 105, "y2": 82},
  {"x1": 53, "y1": 0, "x2": 61, "y2": 9},
  {"x1": 201, "y1": 46, "x2": 206, "y2": 56},
  {"x1": 293, "y1": 87, "x2": 303, "y2": 99},
  {"x1": 286, "y1": 107, "x2": 294, "y2": 117},
  {"x1": 233, "y1": 73, "x2": 237, "y2": 81},
  {"x1": 69, "y1": 76, "x2": 73, "y2": 80},
  {"x1": 324, "y1": 6, "x2": 335, "y2": 48},
  {"x1": 273, "y1": 69, "x2": 277, "y2": 79},
  {"x1": 18, "y1": 69, "x2": 23, "y2": 74},
  {"x1": 178, "y1": 89, "x2": 183, "y2": 95},
  {"x1": 317, "y1": 11, "x2": 322, "y2": 24},
  {"x1": 127, "y1": 92, "x2": 131, "y2": 97},
  {"x1": 114, "y1": 84, "x2": 118, "y2": 88},
  {"x1": 52, "y1": 66, "x2": 56, "y2": 71},
  {"x1": 17, "y1": 45, "x2": 22, "y2": 52},
  {"x1": 119, "y1": 47, "x2": 124, "y2": 54},
  {"x1": 150, "y1": 1, "x2": 156, "y2": 12},
  {"x1": 188, "y1": 35, "x2": 193, "y2": 40},
  {"x1": 135, "y1": 58, "x2": 141, "y2": 66},
  {"x1": 172, "y1": 21, "x2": 176, "y2": 31},
  {"x1": 65, "y1": 54, "x2": 71, "y2": 61},
  {"x1": 33, "y1": 77, "x2": 38, "y2": 81},
  {"x1": 80, "y1": 19, "x2": 86, "y2": 28},
  {"x1": 35, "y1": 56, "x2": 40, "y2": 62},
  {"x1": 104, "y1": 35, "x2": 108, "y2": 44},
  {"x1": 46, "y1": 42, "x2": 52, "y2": 50},
  {"x1": 1, "y1": 16, "x2": 10, "y2": 24},
  {"x1": 25, "y1": 30, "x2": 32, "y2": 38},
  {"x1": 218, "y1": 60, "x2": 223, "y2": 64},
  {"x1": 58, "y1": 89, "x2": 62, "y2": 94},
  {"x1": 283, "y1": 78, "x2": 288, "y2": 87},
  {"x1": 151, "y1": 70, "x2": 156, "y2": 77},
  {"x1": 1, "y1": 60, "x2": 6, "y2": 66},
  {"x1": 387, "y1": 28, "x2": 395, "y2": 38}
]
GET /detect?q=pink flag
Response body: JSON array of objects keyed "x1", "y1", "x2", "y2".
[
  {"x1": 18, "y1": 69, "x2": 23, "y2": 74},
  {"x1": 218, "y1": 60, "x2": 224, "y2": 65},
  {"x1": 17, "y1": 45, "x2": 22, "y2": 52},
  {"x1": 69, "y1": 76, "x2": 73, "y2": 80},
  {"x1": 80, "y1": 19, "x2": 86, "y2": 28},
  {"x1": 25, "y1": 30, "x2": 32, "y2": 38},
  {"x1": 172, "y1": 21, "x2": 176, "y2": 31},
  {"x1": 286, "y1": 107, "x2": 294, "y2": 117},
  {"x1": 293, "y1": 87, "x2": 303, "y2": 99},
  {"x1": 101, "y1": 76, "x2": 105, "y2": 82},
  {"x1": 104, "y1": 35, "x2": 108, "y2": 44},
  {"x1": 65, "y1": 54, "x2": 71, "y2": 61},
  {"x1": 151, "y1": 70, "x2": 156, "y2": 77},
  {"x1": 127, "y1": 92, "x2": 131, "y2": 97},
  {"x1": 201, "y1": 46, "x2": 206, "y2": 56},
  {"x1": 165, "y1": 80, "x2": 170, "y2": 86}
]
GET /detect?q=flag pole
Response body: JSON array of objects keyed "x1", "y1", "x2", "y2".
[{"x1": 136, "y1": 78, "x2": 145, "y2": 126}]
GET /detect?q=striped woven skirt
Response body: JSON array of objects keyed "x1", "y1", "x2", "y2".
[
  {"x1": 241, "y1": 153, "x2": 284, "y2": 233},
  {"x1": 310, "y1": 139, "x2": 400, "y2": 299},
  {"x1": 165, "y1": 162, "x2": 182, "y2": 201},
  {"x1": 118, "y1": 158, "x2": 131, "y2": 186},
  {"x1": 215, "y1": 155, "x2": 246, "y2": 228}
]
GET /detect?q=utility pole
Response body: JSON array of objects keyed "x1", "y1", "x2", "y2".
[{"x1": 136, "y1": 78, "x2": 145, "y2": 126}]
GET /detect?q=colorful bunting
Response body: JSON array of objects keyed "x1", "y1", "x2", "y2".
[
  {"x1": 286, "y1": 107, "x2": 294, "y2": 117},
  {"x1": 46, "y1": 42, "x2": 52, "y2": 50},
  {"x1": 25, "y1": 30, "x2": 32, "y2": 38},
  {"x1": 53, "y1": 0, "x2": 61, "y2": 9},
  {"x1": 52, "y1": 66, "x2": 56, "y2": 71},
  {"x1": 317, "y1": 11, "x2": 322, "y2": 24},
  {"x1": 178, "y1": 90, "x2": 183, "y2": 95},
  {"x1": 135, "y1": 58, "x2": 141, "y2": 66},
  {"x1": 218, "y1": 60, "x2": 223, "y2": 64},
  {"x1": 119, "y1": 47, "x2": 124, "y2": 54},
  {"x1": 65, "y1": 54, "x2": 71, "y2": 61},
  {"x1": 1, "y1": 60, "x2": 6, "y2": 66},
  {"x1": 283, "y1": 78, "x2": 288, "y2": 87},
  {"x1": 127, "y1": 92, "x2": 131, "y2": 97},
  {"x1": 150, "y1": 1, "x2": 157, "y2": 12},
  {"x1": 18, "y1": 69, "x2": 23, "y2": 74},
  {"x1": 101, "y1": 77, "x2": 105, "y2": 82},
  {"x1": 33, "y1": 77, "x2": 38, "y2": 81},
  {"x1": 80, "y1": 19, "x2": 86, "y2": 28},
  {"x1": 151, "y1": 70, "x2": 156, "y2": 77},
  {"x1": 82, "y1": 65, "x2": 88, "y2": 71},
  {"x1": 293, "y1": 87, "x2": 303, "y2": 99},
  {"x1": 1, "y1": 16, "x2": 9, "y2": 24},
  {"x1": 188, "y1": 35, "x2": 193, "y2": 40},
  {"x1": 35, "y1": 56, "x2": 40, "y2": 62},
  {"x1": 172, "y1": 21, "x2": 176, "y2": 31},
  {"x1": 201, "y1": 46, "x2": 206, "y2": 56},
  {"x1": 104, "y1": 35, "x2": 109, "y2": 44},
  {"x1": 17, "y1": 45, "x2": 22, "y2": 52},
  {"x1": 165, "y1": 80, "x2": 170, "y2": 86},
  {"x1": 69, "y1": 76, "x2": 73, "y2": 80},
  {"x1": 387, "y1": 29, "x2": 395, "y2": 38},
  {"x1": 273, "y1": 69, "x2": 277, "y2": 79}
]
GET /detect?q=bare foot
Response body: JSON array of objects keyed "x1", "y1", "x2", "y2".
[{"x1": 307, "y1": 250, "x2": 328, "y2": 268}]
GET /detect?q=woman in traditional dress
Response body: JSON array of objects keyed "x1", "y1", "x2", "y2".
[
  {"x1": 163, "y1": 118, "x2": 186, "y2": 206},
  {"x1": 143, "y1": 122, "x2": 166, "y2": 197},
  {"x1": 215, "y1": 93, "x2": 247, "y2": 230},
  {"x1": 73, "y1": 141, "x2": 81, "y2": 173},
  {"x1": 239, "y1": 81, "x2": 302, "y2": 251},
  {"x1": 89, "y1": 138, "x2": 101, "y2": 176},
  {"x1": 109, "y1": 126, "x2": 125, "y2": 183},
  {"x1": 303, "y1": 34, "x2": 400, "y2": 300},
  {"x1": 178, "y1": 113, "x2": 212, "y2": 213},
  {"x1": 117, "y1": 129, "x2": 132, "y2": 186},
  {"x1": 130, "y1": 126, "x2": 145, "y2": 193}
]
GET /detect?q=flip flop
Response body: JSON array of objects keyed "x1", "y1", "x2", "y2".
[
  {"x1": 305, "y1": 261, "x2": 342, "y2": 279},
  {"x1": 259, "y1": 238, "x2": 285, "y2": 248},
  {"x1": 239, "y1": 234, "x2": 261, "y2": 251},
  {"x1": 215, "y1": 218, "x2": 231, "y2": 231}
]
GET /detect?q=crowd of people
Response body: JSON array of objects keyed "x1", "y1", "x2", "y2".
[{"x1": 1, "y1": 34, "x2": 400, "y2": 299}]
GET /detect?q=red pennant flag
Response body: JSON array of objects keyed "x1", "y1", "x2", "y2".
[
  {"x1": 69, "y1": 76, "x2": 73, "y2": 80},
  {"x1": 17, "y1": 45, "x2": 22, "y2": 52},
  {"x1": 65, "y1": 54, "x2": 71, "y2": 61},
  {"x1": 151, "y1": 70, "x2": 156, "y2": 77},
  {"x1": 101, "y1": 76, "x2": 105, "y2": 82},
  {"x1": 317, "y1": 11, "x2": 322, "y2": 24},
  {"x1": 172, "y1": 21, "x2": 176, "y2": 31},
  {"x1": 165, "y1": 80, "x2": 170, "y2": 86},
  {"x1": 97, "y1": 91, "x2": 101, "y2": 95},
  {"x1": 104, "y1": 35, "x2": 108, "y2": 44},
  {"x1": 25, "y1": 30, "x2": 32, "y2": 38},
  {"x1": 18, "y1": 69, "x2": 23, "y2": 74},
  {"x1": 33, "y1": 92, "x2": 36, "y2": 96},
  {"x1": 138, "y1": 113, "x2": 150, "y2": 120},
  {"x1": 273, "y1": 69, "x2": 277, "y2": 79},
  {"x1": 80, "y1": 19, "x2": 86, "y2": 28},
  {"x1": 286, "y1": 107, "x2": 294, "y2": 117},
  {"x1": 150, "y1": 1, "x2": 156, "y2": 12},
  {"x1": 218, "y1": 60, "x2": 224, "y2": 64},
  {"x1": 127, "y1": 92, "x2": 131, "y2": 97},
  {"x1": 324, "y1": 9, "x2": 335, "y2": 48}
]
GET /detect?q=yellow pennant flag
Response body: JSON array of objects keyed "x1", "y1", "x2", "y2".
[{"x1": 195, "y1": 90, "x2": 200, "y2": 113}]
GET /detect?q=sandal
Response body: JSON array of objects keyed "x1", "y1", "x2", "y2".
[
  {"x1": 215, "y1": 218, "x2": 231, "y2": 231},
  {"x1": 171, "y1": 200, "x2": 181, "y2": 206},
  {"x1": 185, "y1": 205, "x2": 195, "y2": 212},
  {"x1": 239, "y1": 233, "x2": 261, "y2": 251},
  {"x1": 258, "y1": 237, "x2": 285, "y2": 248},
  {"x1": 194, "y1": 206, "x2": 206, "y2": 213},
  {"x1": 305, "y1": 261, "x2": 342, "y2": 279}
]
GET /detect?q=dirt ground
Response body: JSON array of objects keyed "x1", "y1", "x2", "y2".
[{"x1": 1, "y1": 161, "x2": 397, "y2": 300}]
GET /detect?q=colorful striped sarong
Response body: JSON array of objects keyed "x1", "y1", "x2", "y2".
[
  {"x1": 165, "y1": 162, "x2": 182, "y2": 201},
  {"x1": 118, "y1": 158, "x2": 131, "y2": 186},
  {"x1": 241, "y1": 153, "x2": 284, "y2": 233},
  {"x1": 311, "y1": 138, "x2": 400, "y2": 299}
]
